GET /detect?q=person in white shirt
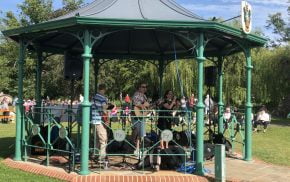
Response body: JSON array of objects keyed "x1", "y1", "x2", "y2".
[
  {"x1": 180, "y1": 96, "x2": 187, "y2": 110},
  {"x1": 253, "y1": 106, "x2": 270, "y2": 133},
  {"x1": 223, "y1": 106, "x2": 231, "y2": 121},
  {"x1": 204, "y1": 94, "x2": 215, "y2": 115},
  {"x1": 223, "y1": 106, "x2": 232, "y2": 130}
]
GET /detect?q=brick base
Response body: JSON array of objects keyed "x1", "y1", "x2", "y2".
[
  {"x1": 3, "y1": 158, "x2": 77, "y2": 181},
  {"x1": 2, "y1": 158, "x2": 215, "y2": 182},
  {"x1": 71, "y1": 175, "x2": 213, "y2": 182}
]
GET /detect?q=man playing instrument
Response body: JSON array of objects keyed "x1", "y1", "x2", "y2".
[{"x1": 131, "y1": 82, "x2": 149, "y2": 156}]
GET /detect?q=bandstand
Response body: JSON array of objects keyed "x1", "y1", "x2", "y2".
[{"x1": 2, "y1": 0, "x2": 267, "y2": 175}]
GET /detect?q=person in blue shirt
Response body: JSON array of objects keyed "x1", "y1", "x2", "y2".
[{"x1": 91, "y1": 83, "x2": 109, "y2": 162}]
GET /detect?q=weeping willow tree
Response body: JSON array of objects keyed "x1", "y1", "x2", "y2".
[
  {"x1": 252, "y1": 46, "x2": 290, "y2": 108},
  {"x1": 96, "y1": 60, "x2": 158, "y2": 100},
  {"x1": 223, "y1": 53, "x2": 247, "y2": 106},
  {"x1": 162, "y1": 59, "x2": 198, "y2": 99},
  {"x1": 92, "y1": 58, "x2": 199, "y2": 101}
]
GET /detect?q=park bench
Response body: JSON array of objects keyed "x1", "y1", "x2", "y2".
[{"x1": 0, "y1": 109, "x2": 15, "y2": 123}]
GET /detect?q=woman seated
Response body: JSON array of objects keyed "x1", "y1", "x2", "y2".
[{"x1": 253, "y1": 106, "x2": 270, "y2": 133}]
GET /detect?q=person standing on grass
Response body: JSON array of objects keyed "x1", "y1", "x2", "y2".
[
  {"x1": 1, "y1": 97, "x2": 10, "y2": 123},
  {"x1": 204, "y1": 94, "x2": 214, "y2": 115}
]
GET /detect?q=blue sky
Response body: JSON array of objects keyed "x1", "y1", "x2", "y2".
[{"x1": 0, "y1": 0, "x2": 289, "y2": 38}]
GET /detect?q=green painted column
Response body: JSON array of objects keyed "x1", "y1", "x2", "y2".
[
  {"x1": 94, "y1": 59, "x2": 99, "y2": 94},
  {"x1": 217, "y1": 57, "x2": 224, "y2": 134},
  {"x1": 14, "y1": 39, "x2": 25, "y2": 161},
  {"x1": 79, "y1": 30, "x2": 92, "y2": 175},
  {"x1": 215, "y1": 144, "x2": 226, "y2": 182},
  {"x1": 195, "y1": 32, "x2": 205, "y2": 175},
  {"x1": 244, "y1": 48, "x2": 253, "y2": 161},
  {"x1": 158, "y1": 59, "x2": 164, "y2": 98},
  {"x1": 35, "y1": 49, "x2": 43, "y2": 123}
]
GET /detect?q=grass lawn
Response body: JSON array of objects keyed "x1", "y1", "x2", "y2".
[
  {"x1": 251, "y1": 118, "x2": 290, "y2": 166},
  {"x1": 0, "y1": 123, "x2": 63, "y2": 182},
  {"x1": 0, "y1": 118, "x2": 289, "y2": 181},
  {"x1": 232, "y1": 118, "x2": 290, "y2": 166}
]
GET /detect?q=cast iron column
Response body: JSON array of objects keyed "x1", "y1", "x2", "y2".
[
  {"x1": 14, "y1": 39, "x2": 25, "y2": 161},
  {"x1": 196, "y1": 32, "x2": 205, "y2": 175},
  {"x1": 217, "y1": 56, "x2": 224, "y2": 134},
  {"x1": 79, "y1": 30, "x2": 92, "y2": 175},
  {"x1": 94, "y1": 59, "x2": 100, "y2": 94},
  {"x1": 158, "y1": 59, "x2": 164, "y2": 98},
  {"x1": 35, "y1": 49, "x2": 43, "y2": 123},
  {"x1": 244, "y1": 48, "x2": 253, "y2": 161}
]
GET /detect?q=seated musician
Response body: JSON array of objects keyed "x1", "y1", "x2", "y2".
[
  {"x1": 157, "y1": 90, "x2": 176, "y2": 149},
  {"x1": 131, "y1": 82, "x2": 149, "y2": 156}
]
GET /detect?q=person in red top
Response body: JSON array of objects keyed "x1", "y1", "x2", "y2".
[
  {"x1": 124, "y1": 94, "x2": 131, "y2": 103},
  {"x1": 124, "y1": 94, "x2": 131, "y2": 115},
  {"x1": 188, "y1": 93, "x2": 196, "y2": 110}
]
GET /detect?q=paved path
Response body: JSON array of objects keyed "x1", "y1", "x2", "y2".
[{"x1": 206, "y1": 155, "x2": 290, "y2": 182}]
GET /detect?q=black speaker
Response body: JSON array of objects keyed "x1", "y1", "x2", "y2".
[
  {"x1": 64, "y1": 51, "x2": 83, "y2": 80},
  {"x1": 160, "y1": 146, "x2": 185, "y2": 169},
  {"x1": 31, "y1": 135, "x2": 45, "y2": 155},
  {"x1": 204, "y1": 66, "x2": 217, "y2": 86}
]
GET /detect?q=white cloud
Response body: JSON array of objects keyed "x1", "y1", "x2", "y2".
[
  {"x1": 249, "y1": 0, "x2": 288, "y2": 6},
  {"x1": 220, "y1": 0, "x2": 288, "y2": 6},
  {"x1": 180, "y1": 1, "x2": 289, "y2": 39}
]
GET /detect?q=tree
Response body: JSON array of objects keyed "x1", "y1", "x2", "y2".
[
  {"x1": 266, "y1": 2, "x2": 290, "y2": 46},
  {"x1": 52, "y1": 0, "x2": 83, "y2": 18},
  {"x1": 0, "y1": 0, "x2": 85, "y2": 99},
  {"x1": 18, "y1": 0, "x2": 53, "y2": 25}
]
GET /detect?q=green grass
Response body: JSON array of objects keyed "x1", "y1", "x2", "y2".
[
  {"x1": 0, "y1": 123, "x2": 63, "y2": 182},
  {"x1": 231, "y1": 118, "x2": 290, "y2": 166},
  {"x1": 251, "y1": 118, "x2": 290, "y2": 166}
]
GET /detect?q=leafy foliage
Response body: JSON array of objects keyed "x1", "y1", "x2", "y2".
[
  {"x1": 0, "y1": 0, "x2": 84, "y2": 100},
  {"x1": 266, "y1": 2, "x2": 290, "y2": 46},
  {"x1": 18, "y1": 0, "x2": 53, "y2": 25}
]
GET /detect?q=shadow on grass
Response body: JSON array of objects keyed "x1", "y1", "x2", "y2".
[
  {"x1": 270, "y1": 118, "x2": 290, "y2": 127},
  {"x1": 0, "y1": 137, "x2": 15, "y2": 160}
]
